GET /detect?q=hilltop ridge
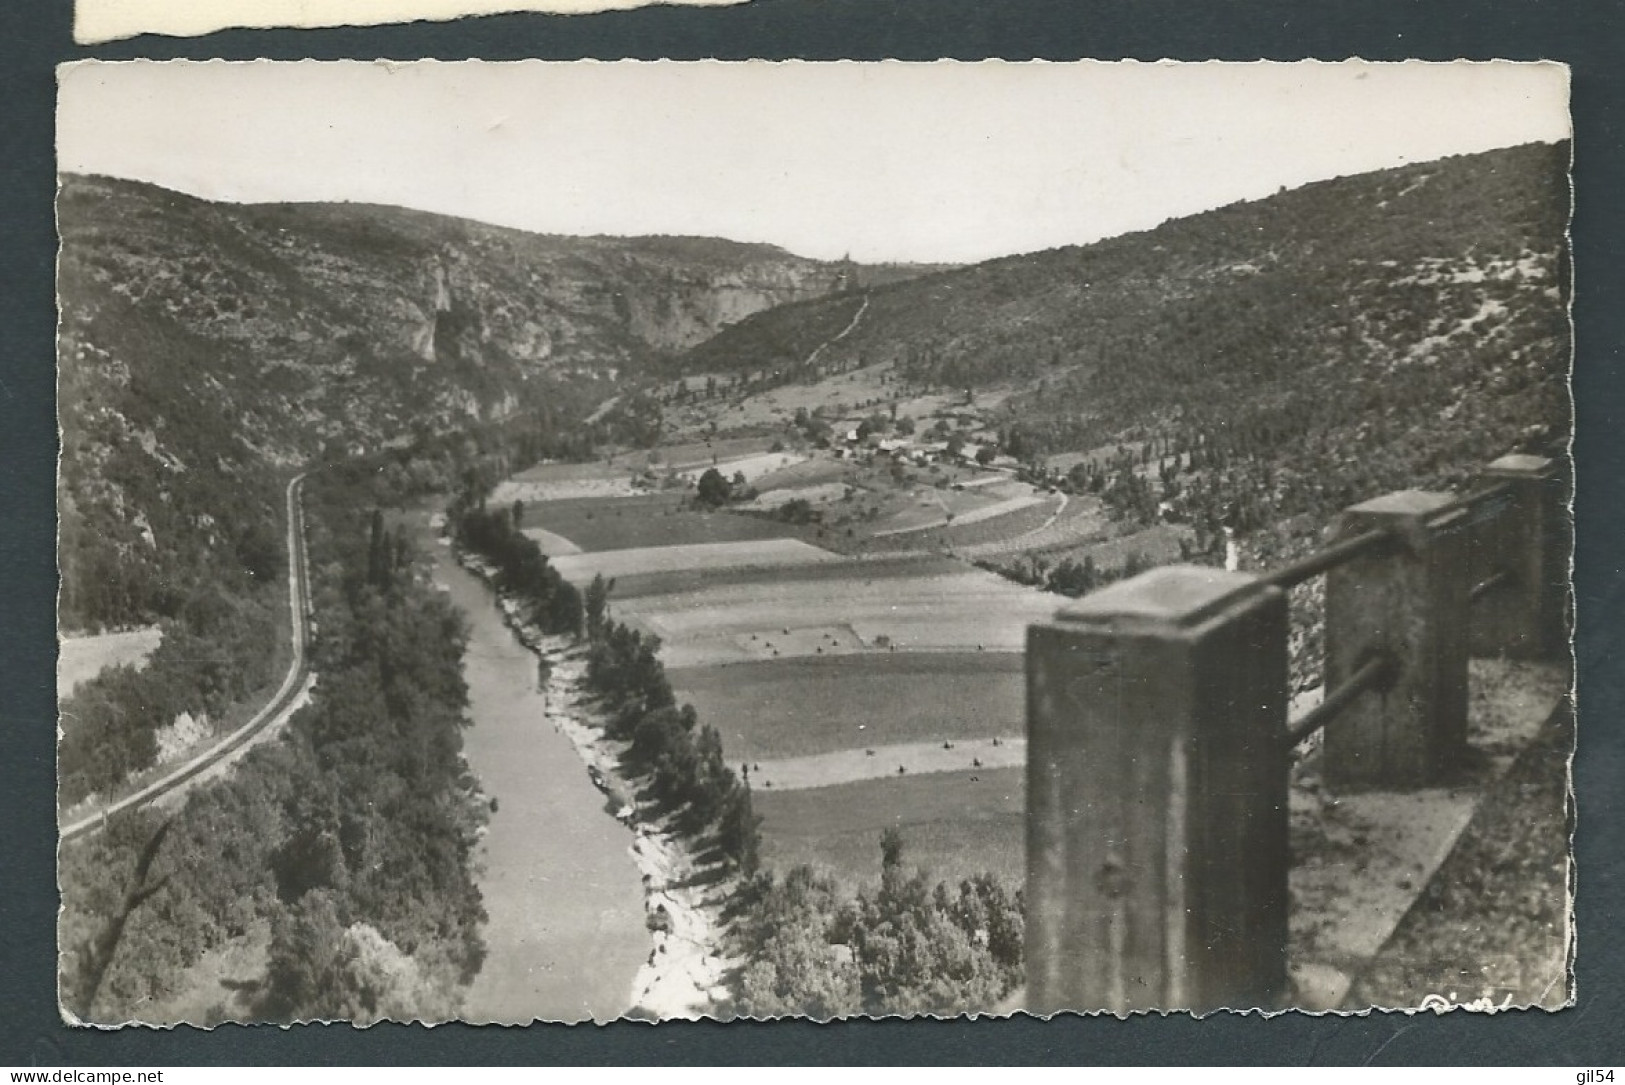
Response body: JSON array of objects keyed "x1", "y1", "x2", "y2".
[{"x1": 668, "y1": 141, "x2": 1570, "y2": 559}]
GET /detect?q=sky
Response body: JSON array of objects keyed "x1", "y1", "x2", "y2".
[{"x1": 57, "y1": 60, "x2": 1570, "y2": 265}]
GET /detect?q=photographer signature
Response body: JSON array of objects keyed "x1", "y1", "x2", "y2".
[{"x1": 1419, "y1": 990, "x2": 1515, "y2": 1013}]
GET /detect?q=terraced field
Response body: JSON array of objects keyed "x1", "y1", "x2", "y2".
[
  {"x1": 1038, "y1": 521, "x2": 1197, "y2": 571},
  {"x1": 868, "y1": 485, "x2": 1049, "y2": 539},
  {"x1": 958, "y1": 492, "x2": 1110, "y2": 558}
]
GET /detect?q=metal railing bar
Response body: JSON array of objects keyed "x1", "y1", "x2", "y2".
[
  {"x1": 1284, "y1": 651, "x2": 1396, "y2": 748},
  {"x1": 1261, "y1": 527, "x2": 1394, "y2": 590}
]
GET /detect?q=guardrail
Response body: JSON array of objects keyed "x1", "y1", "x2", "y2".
[{"x1": 1024, "y1": 453, "x2": 1568, "y2": 1014}]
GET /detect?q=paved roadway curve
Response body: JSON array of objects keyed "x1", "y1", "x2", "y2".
[{"x1": 60, "y1": 473, "x2": 313, "y2": 844}]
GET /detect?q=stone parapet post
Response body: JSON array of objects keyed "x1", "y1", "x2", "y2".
[
  {"x1": 1026, "y1": 566, "x2": 1289, "y2": 1015},
  {"x1": 1324, "y1": 490, "x2": 1470, "y2": 789},
  {"x1": 1469, "y1": 453, "x2": 1569, "y2": 660}
]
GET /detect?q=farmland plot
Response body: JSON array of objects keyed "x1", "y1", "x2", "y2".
[
  {"x1": 669, "y1": 653, "x2": 1023, "y2": 764},
  {"x1": 676, "y1": 451, "x2": 809, "y2": 484},
  {"x1": 521, "y1": 527, "x2": 583, "y2": 556},
  {"x1": 520, "y1": 493, "x2": 801, "y2": 552},
  {"x1": 957, "y1": 491, "x2": 1109, "y2": 559},
  {"x1": 746, "y1": 738, "x2": 1025, "y2": 792},
  {"x1": 494, "y1": 459, "x2": 642, "y2": 504},
  {"x1": 754, "y1": 767, "x2": 1026, "y2": 891},
  {"x1": 649, "y1": 435, "x2": 778, "y2": 470},
  {"x1": 866, "y1": 493, "x2": 1060, "y2": 551},
  {"x1": 742, "y1": 481, "x2": 849, "y2": 511},
  {"x1": 606, "y1": 562, "x2": 1055, "y2": 668},
  {"x1": 512, "y1": 471, "x2": 1056, "y2": 902},
  {"x1": 550, "y1": 538, "x2": 840, "y2": 582},
  {"x1": 604, "y1": 553, "x2": 966, "y2": 601},
  {"x1": 863, "y1": 481, "x2": 1028, "y2": 536},
  {"x1": 1038, "y1": 521, "x2": 1196, "y2": 571},
  {"x1": 749, "y1": 456, "x2": 851, "y2": 493}
]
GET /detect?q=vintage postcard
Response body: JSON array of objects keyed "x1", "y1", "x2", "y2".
[
  {"x1": 73, "y1": 0, "x2": 747, "y2": 45},
  {"x1": 56, "y1": 59, "x2": 1573, "y2": 1025}
]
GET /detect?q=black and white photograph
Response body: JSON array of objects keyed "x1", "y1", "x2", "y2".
[{"x1": 54, "y1": 59, "x2": 1573, "y2": 1026}]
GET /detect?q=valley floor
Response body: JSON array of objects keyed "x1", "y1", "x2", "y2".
[{"x1": 492, "y1": 442, "x2": 1573, "y2": 1015}]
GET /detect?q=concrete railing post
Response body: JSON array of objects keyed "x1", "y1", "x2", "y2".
[
  {"x1": 1026, "y1": 566, "x2": 1289, "y2": 1015},
  {"x1": 1469, "y1": 454, "x2": 1569, "y2": 661},
  {"x1": 1324, "y1": 491, "x2": 1470, "y2": 790}
]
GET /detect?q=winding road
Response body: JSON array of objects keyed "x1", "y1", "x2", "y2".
[{"x1": 60, "y1": 473, "x2": 315, "y2": 844}]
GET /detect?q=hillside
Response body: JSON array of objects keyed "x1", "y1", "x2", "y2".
[
  {"x1": 673, "y1": 142, "x2": 1571, "y2": 552},
  {"x1": 56, "y1": 175, "x2": 923, "y2": 631}
]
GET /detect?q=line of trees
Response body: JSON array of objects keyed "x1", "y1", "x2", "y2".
[
  {"x1": 448, "y1": 495, "x2": 761, "y2": 875},
  {"x1": 582, "y1": 621, "x2": 761, "y2": 874},
  {"x1": 731, "y1": 830, "x2": 1022, "y2": 1018},
  {"x1": 450, "y1": 500, "x2": 584, "y2": 637}
]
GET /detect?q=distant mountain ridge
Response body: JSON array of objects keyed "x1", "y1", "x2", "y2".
[
  {"x1": 54, "y1": 174, "x2": 931, "y2": 630},
  {"x1": 674, "y1": 142, "x2": 1570, "y2": 545},
  {"x1": 679, "y1": 142, "x2": 1568, "y2": 408}
]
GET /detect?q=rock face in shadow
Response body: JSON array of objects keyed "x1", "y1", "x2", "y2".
[{"x1": 58, "y1": 174, "x2": 849, "y2": 451}]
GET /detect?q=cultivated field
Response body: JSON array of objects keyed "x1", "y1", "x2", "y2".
[
  {"x1": 754, "y1": 766, "x2": 1026, "y2": 890},
  {"x1": 742, "y1": 481, "x2": 850, "y2": 511},
  {"x1": 867, "y1": 482, "x2": 1042, "y2": 537},
  {"x1": 550, "y1": 538, "x2": 841, "y2": 583},
  {"x1": 748, "y1": 456, "x2": 851, "y2": 493},
  {"x1": 606, "y1": 560, "x2": 1056, "y2": 669},
  {"x1": 864, "y1": 492, "x2": 1062, "y2": 553},
  {"x1": 669, "y1": 652, "x2": 1023, "y2": 764},
  {"x1": 958, "y1": 492, "x2": 1107, "y2": 558},
  {"x1": 603, "y1": 553, "x2": 966, "y2": 601},
  {"x1": 507, "y1": 463, "x2": 1060, "y2": 901},
  {"x1": 745, "y1": 738, "x2": 1025, "y2": 792},
  {"x1": 648, "y1": 436, "x2": 778, "y2": 469},
  {"x1": 1038, "y1": 521, "x2": 1196, "y2": 571},
  {"x1": 494, "y1": 459, "x2": 641, "y2": 504},
  {"x1": 521, "y1": 528, "x2": 583, "y2": 556},
  {"x1": 519, "y1": 493, "x2": 802, "y2": 552},
  {"x1": 676, "y1": 451, "x2": 809, "y2": 484}
]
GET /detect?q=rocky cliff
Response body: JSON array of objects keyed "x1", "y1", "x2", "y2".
[{"x1": 55, "y1": 174, "x2": 899, "y2": 629}]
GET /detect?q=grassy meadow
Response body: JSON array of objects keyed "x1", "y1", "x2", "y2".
[
  {"x1": 754, "y1": 766, "x2": 1026, "y2": 891},
  {"x1": 670, "y1": 653, "x2": 1022, "y2": 764}
]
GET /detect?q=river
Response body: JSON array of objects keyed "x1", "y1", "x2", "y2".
[{"x1": 429, "y1": 541, "x2": 647, "y2": 1024}]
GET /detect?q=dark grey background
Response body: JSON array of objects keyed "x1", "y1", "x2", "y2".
[{"x1": 4, "y1": 0, "x2": 1621, "y2": 1065}]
